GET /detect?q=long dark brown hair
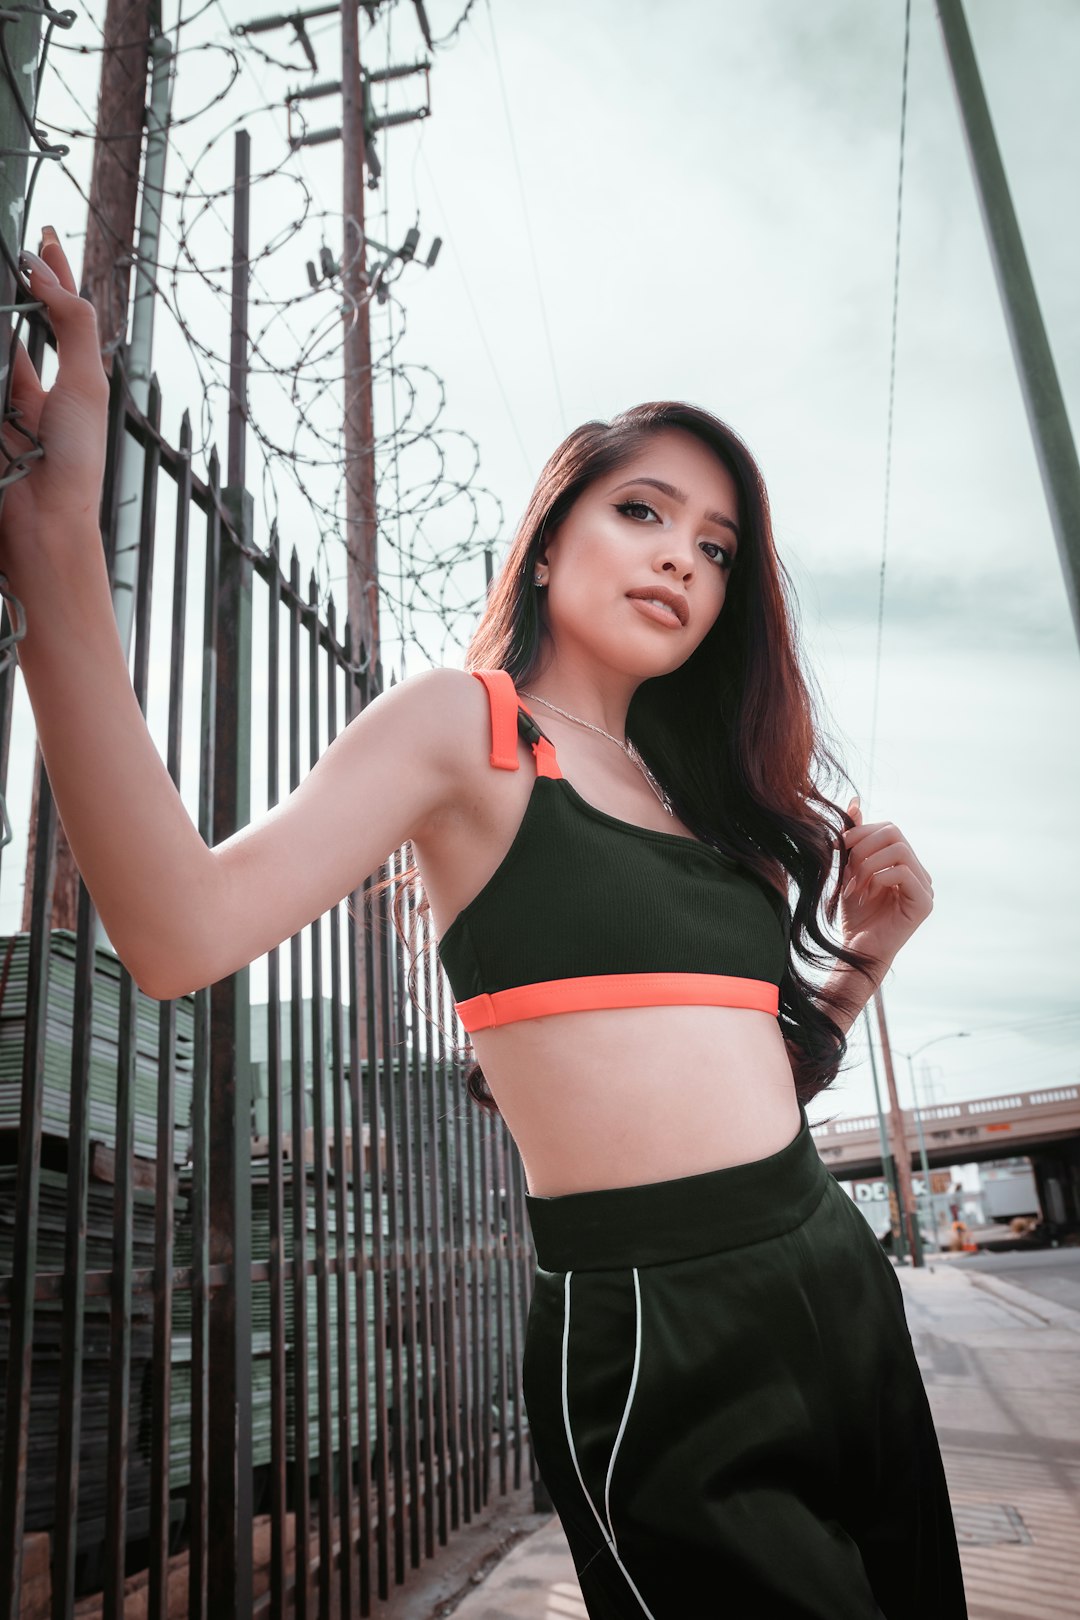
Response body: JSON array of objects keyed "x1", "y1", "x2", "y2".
[{"x1": 363, "y1": 401, "x2": 876, "y2": 1112}]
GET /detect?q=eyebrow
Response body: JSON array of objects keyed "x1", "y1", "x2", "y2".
[{"x1": 611, "y1": 477, "x2": 740, "y2": 544}]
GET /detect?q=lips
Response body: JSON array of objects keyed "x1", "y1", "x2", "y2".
[{"x1": 625, "y1": 587, "x2": 689, "y2": 627}]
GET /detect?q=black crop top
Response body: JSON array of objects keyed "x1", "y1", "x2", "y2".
[{"x1": 436, "y1": 670, "x2": 790, "y2": 1032}]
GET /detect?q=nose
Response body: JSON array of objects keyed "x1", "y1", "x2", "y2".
[{"x1": 658, "y1": 532, "x2": 698, "y2": 580}]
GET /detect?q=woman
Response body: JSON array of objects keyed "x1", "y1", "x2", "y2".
[{"x1": 5, "y1": 232, "x2": 966, "y2": 1618}]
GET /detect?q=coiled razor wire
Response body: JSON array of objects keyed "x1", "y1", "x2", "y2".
[{"x1": 34, "y1": 2, "x2": 506, "y2": 678}]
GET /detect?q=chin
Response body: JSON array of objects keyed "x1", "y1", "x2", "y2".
[{"x1": 617, "y1": 646, "x2": 693, "y2": 682}]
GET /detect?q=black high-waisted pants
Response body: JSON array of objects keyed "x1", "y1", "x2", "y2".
[{"x1": 521, "y1": 1110, "x2": 968, "y2": 1619}]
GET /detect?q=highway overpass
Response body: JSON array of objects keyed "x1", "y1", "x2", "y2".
[{"x1": 810, "y1": 1085, "x2": 1080, "y2": 1227}]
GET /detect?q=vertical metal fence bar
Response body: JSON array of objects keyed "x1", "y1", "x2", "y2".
[
  {"x1": 503, "y1": 1124, "x2": 521, "y2": 1496},
  {"x1": 343, "y1": 628, "x2": 374, "y2": 1617},
  {"x1": 51, "y1": 882, "x2": 95, "y2": 1619},
  {"x1": 466, "y1": 1087, "x2": 482, "y2": 1515},
  {"x1": 264, "y1": 537, "x2": 288, "y2": 1620},
  {"x1": 103, "y1": 852, "x2": 136, "y2": 1620},
  {"x1": 393, "y1": 845, "x2": 422, "y2": 1573},
  {"x1": 510, "y1": 1143, "x2": 532, "y2": 1493},
  {"x1": 378, "y1": 864, "x2": 406, "y2": 1586},
  {"x1": 188, "y1": 464, "x2": 222, "y2": 1620},
  {"x1": 132, "y1": 376, "x2": 178, "y2": 1620},
  {"x1": 325, "y1": 596, "x2": 357, "y2": 1619},
  {"x1": 409, "y1": 893, "x2": 435, "y2": 1561},
  {"x1": 0, "y1": 761, "x2": 57, "y2": 1619},
  {"x1": 422, "y1": 920, "x2": 449, "y2": 1550},
  {"x1": 438, "y1": 974, "x2": 461, "y2": 1534},
  {"x1": 494, "y1": 1126, "x2": 508, "y2": 1498},
  {"x1": 452, "y1": 1017, "x2": 472, "y2": 1525},
  {"x1": 480, "y1": 1108, "x2": 493, "y2": 1505},
  {"x1": 286, "y1": 548, "x2": 311, "y2": 1620},
  {"x1": 362, "y1": 858, "x2": 389, "y2": 1603},
  {"x1": 305, "y1": 574, "x2": 335, "y2": 1619},
  {"x1": 427, "y1": 926, "x2": 453, "y2": 1542},
  {"x1": 207, "y1": 448, "x2": 254, "y2": 1619}
]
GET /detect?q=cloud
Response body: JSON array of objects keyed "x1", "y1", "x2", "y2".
[{"x1": 789, "y1": 560, "x2": 1076, "y2": 651}]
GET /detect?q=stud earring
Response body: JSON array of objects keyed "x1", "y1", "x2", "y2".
[{"x1": 534, "y1": 573, "x2": 545, "y2": 587}]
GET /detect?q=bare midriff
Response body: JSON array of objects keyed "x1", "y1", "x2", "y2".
[{"x1": 466, "y1": 1004, "x2": 801, "y2": 1196}]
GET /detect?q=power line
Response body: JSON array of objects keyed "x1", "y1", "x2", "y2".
[
  {"x1": 868, "y1": 0, "x2": 912, "y2": 786},
  {"x1": 483, "y1": 0, "x2": 566, "y2": 434},
  {"x1": 416, "y1": 143, "x2": 532, "y2": 474}
]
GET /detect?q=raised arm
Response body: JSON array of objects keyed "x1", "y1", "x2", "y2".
[{"x1": 2, "y1": 230, "x2": 470, "y2": 1003}]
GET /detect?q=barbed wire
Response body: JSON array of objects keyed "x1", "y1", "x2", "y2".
[{"x1": 17, "y1": 0, "x2": 502, "y2": 672}]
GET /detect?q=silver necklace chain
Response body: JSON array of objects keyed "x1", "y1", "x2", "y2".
[{"x1": 518, "y1": 690, "x2": 675, "y2": 816}]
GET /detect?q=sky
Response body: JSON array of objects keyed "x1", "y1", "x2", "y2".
[{"x1": 5, "y1": 0, "x2": 1078, "y2": 1126}]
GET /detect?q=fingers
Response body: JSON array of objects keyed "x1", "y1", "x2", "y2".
[
  {"x1": 841, "y1": 817, "x2": 931, "y2": 886},
  {"x1": 843, "y1": 839, "x2": 934, "y2": 901},
  {"x1": 7, "y1": 340, "x2": 44, "y2": 423},
  {"x1": 38, "y1": 224, "x2": 78, "y2": 295},
  {"x1": 0, "y1": 344, "x2": 44, "y2": 464},
  {"x1": 858, "y1": 861, "x2": 934, "y2": 919},
  {"x1": 18, "y1": 231, "x2": 106, "y2": 399}
]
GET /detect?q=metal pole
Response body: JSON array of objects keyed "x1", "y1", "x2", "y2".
[
  {"x1": 109, "y1": 32, "x2": 174, "y2": 663},
  {"x1": 934, "y1": 0, "x2": 1080, "y2": 643},
  {"x1": 0, "y1": 6, "x2": 41, "y2": 348},
  {"x1": 863, "y1": 1006, "x2": 892, "y2": 1168},
  {"x1": 863, "y1": 1005, "x2": 906, "y2": 1262},
  {"x1": 873, "y1": 988, "x2": 923, "y2": 1266},
  {"x1": 341, "y1": 0, "x2": 380, "y2": 674},
  {"x1": 906, "y1": 1053, "x2": 934, "y2": 1241}
]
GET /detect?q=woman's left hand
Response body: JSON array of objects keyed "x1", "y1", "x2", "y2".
[{"x1": 839, "y1": 798, "x2": 934, "y2": 973}]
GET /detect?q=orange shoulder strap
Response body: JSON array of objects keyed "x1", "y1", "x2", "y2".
[{"x1": 471, "y1": 668, "x2": 520, "y2": 770}]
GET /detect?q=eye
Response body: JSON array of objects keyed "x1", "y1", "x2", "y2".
[
  {"x1": 614, "y1": 498, "x2": 658, "y2": 522},
  {"x1": 700, "y1": 541, "x2": 735, "y2": 570}
]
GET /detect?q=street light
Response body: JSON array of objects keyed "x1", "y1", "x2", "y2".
[{"x1": 894, "y1": 1032, "x2": 972, "y2": 1246}]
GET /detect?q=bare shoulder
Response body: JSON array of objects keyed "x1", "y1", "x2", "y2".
[{"x1": 380, "y1": 664, "x2": 488, "y2": 783}]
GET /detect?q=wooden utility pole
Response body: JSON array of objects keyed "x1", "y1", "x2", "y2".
[
  {"x1": 873, "y1": 987, "x2": 923, "y2": 1266},
  {"x1": 341, "y1": 0, "x2": 380, "y2": 675},
  {"x1": 80, "y1": 0, "x2": 154, "y2": 360},
  {"x1": 20, "y1": 0, "x2": 153, "y2": 939},
  {"x1": 247, "y1": 0, "x2": 432, "y2": 675}
]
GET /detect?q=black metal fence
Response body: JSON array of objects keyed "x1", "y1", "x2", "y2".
[{"x1": 0, "y1": 303, "x2": 536, "y2": 1619}]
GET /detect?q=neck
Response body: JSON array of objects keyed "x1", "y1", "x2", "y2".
[{"x1": 520, "y1": 654, "x2": 639, "y2": 739}]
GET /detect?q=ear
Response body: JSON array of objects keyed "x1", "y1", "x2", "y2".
[{"x1": 535, "y1": 520, "x2": 559, "y2": 570}]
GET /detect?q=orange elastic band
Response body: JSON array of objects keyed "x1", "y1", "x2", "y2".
[
  {"x1": 471, "y1": 668, "x2": 564, "y2": 778},
  {"x1": 472, "y1": 668, "x2": 520, "y2": 769},
  {"x1": 454, "y1": 972, "x2": 780, "y2": 1032},
  {"x1": 532, "y1": 732, "x2": 562, "y2": 778}
]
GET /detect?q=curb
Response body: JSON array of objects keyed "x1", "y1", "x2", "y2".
[
  {"x1": 963, "y1": 1268, "x2": 1080, "y2": 1335},
  {"x1": 899, "y1": 1258, "x2": 1080, "y2": 1336}
]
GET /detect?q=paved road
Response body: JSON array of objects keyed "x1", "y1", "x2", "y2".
[
  {"x1": 951, "y1": 1246, "x2": 1080, "y2": 1315},
  {"x1": 900, "y1": 1259, "x2": 1080, "y2": 1620}
]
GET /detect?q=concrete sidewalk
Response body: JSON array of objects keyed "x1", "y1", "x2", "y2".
[{"x1": 448, "y1": 1258, "x2": 1080, "y2": 1619}]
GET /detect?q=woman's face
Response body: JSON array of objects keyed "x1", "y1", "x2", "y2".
[{"x1": 537, "y1": 427, "x2": 741, "y2": 679}]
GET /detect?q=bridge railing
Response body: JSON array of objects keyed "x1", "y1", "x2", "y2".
[{"x1": 810, "y1": 1084, "x2": 1080, "y2": 1146}]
